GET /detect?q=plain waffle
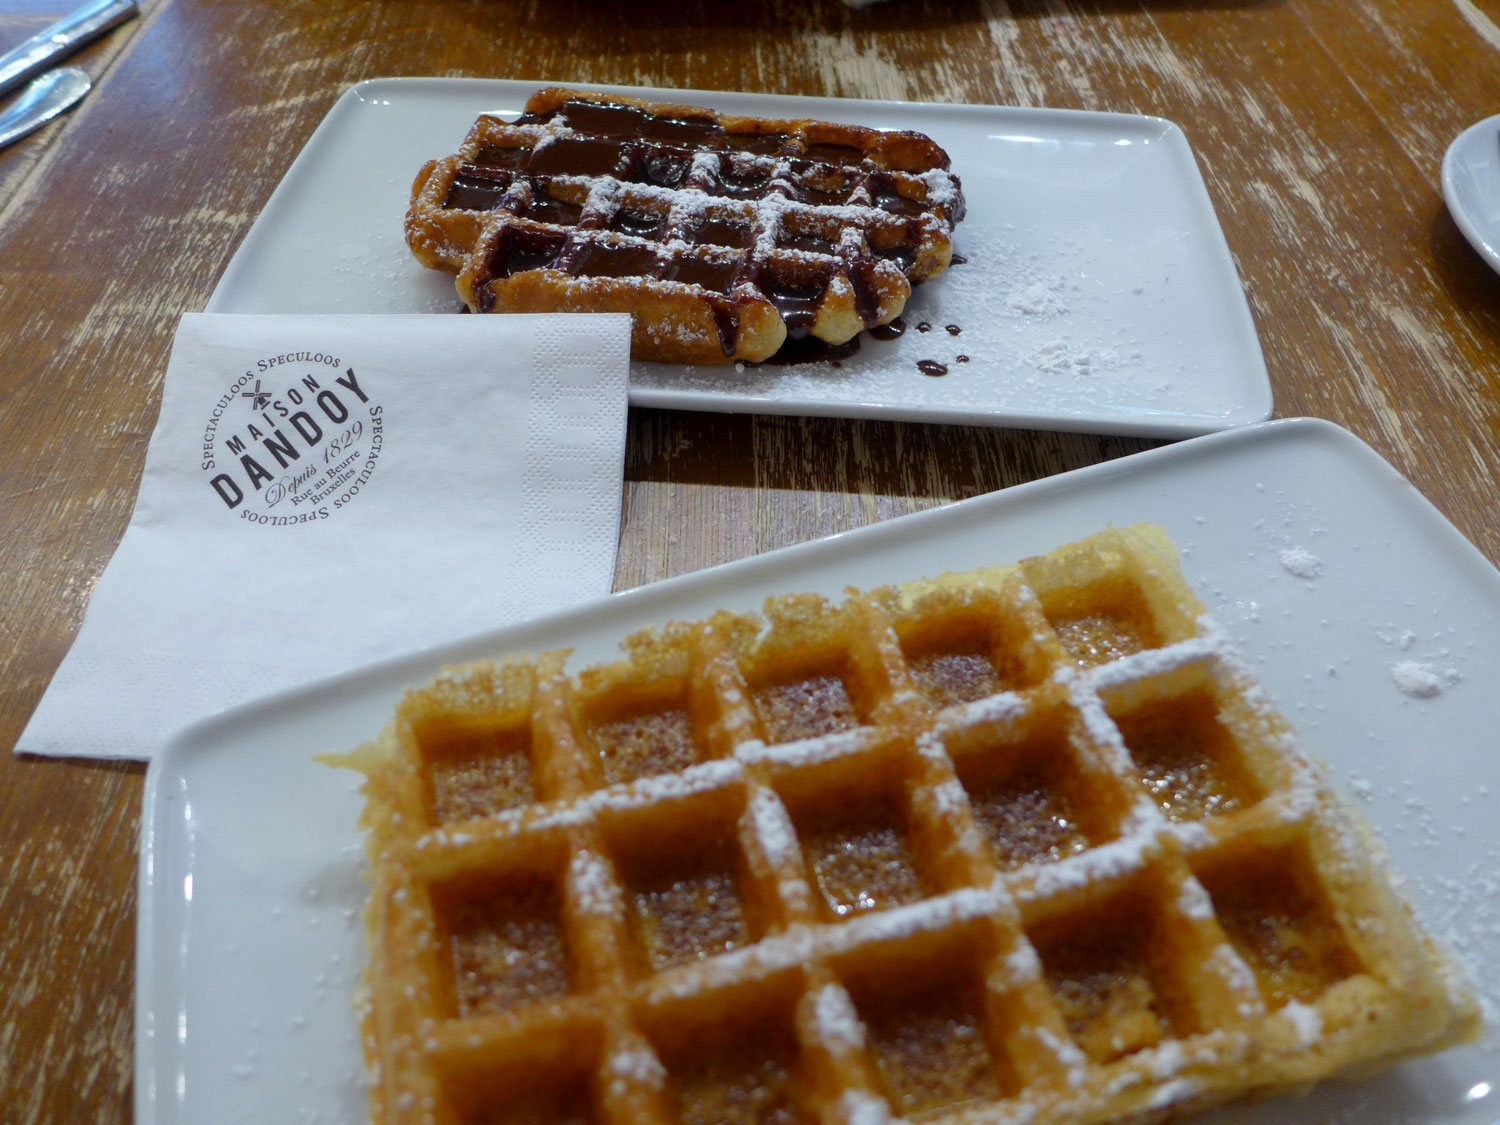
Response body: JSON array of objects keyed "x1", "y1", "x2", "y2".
[
  {"x1": 341, "y1": 525, "x2": 1480, "y2": 1125},
  {"x1": 405, "y1": 86, "x2": 966, "y2": 364}
]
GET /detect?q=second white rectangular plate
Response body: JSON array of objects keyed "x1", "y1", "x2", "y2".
[
  {"x1": 208, "y1": 78, "x2": 1270, "y2": 437},
  {"x1": 138, "y1": 418, "x2": 1498, "y2": 1124}
]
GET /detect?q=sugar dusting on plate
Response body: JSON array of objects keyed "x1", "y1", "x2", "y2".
[
  {"x1": 1377, "y1": 626, "x2": 1465, "y2": 700},
  {"x1": 1182, "y1": 486, "x2": 1498, "y2": 1077},
  {"x1": 1279, "y1": 547, "x2": 1325, "y2": 579},
  {"x1": 631, "y1": 213, "x2": 1191, "y2": 414}
]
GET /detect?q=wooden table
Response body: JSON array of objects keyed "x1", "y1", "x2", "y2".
[{"x1": 2, "y1": 0, "x2": 1498, "y2": 1118}]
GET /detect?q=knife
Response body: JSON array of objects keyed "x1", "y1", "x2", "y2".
[
  {"x1": 0, "y1": 0, "x2": 137, "y2": 101},
  {"x1": 0, "y1": 66, "x2": 91, "y2": 151}
]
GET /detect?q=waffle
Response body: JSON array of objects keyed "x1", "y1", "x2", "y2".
[
  {"x1": 340, "y1": 525, "x2": 1480, "y2": 1125},
  {"x1": 405, "y1": 86, "x2": 966, "y2": 364}
]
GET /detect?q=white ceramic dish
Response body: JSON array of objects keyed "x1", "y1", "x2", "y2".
[
  {"x1": 137, "y1": 417, "x2": 1500, "y2": 1124},
  {"x1": 207, "y1": 77, "x2": 1270, "y2": 437},
  {"x1": 1443, "y1": 112, "x2": 1500, "y2": 276}
]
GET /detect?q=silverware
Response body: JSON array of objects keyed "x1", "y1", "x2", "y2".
[
  {"x1": 0, "y1": 0, "x2": 137, "y2": 101},
  {"x1": 0, "y1": 67, "x2": 91, "y2": 151}
]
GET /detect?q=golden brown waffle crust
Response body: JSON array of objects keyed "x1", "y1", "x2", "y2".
[
  {"x1": 338, "y1": 524, "x2": 1482, "y2": 1125},
  {"x1": 404, "y1": 86, "x2": 965, "y2": 364},
  {"x1": 522, "y1": 87, "x2": 960, "y2": 176}
]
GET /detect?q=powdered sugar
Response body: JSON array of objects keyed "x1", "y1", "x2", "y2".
[
  {"x1": 1027, "y1": 338, "x2": 1125, "y2": 378},
  {"x1": 925, "y1": 777, "x2": 970, "y2": 817},
  {"x1": 1145, "y1": 1077, "x2": 1201, "y2": 1109},
  {"x1": 568, "y1": 850, "x2": 621, "y2": 917},
  {"x1": 591, "y1": 756, "x2": 743, "y2": 812},
  {"x1": 940, "y1": 690, "x2": 1030, "y2": 730},
  {"x1": 1278, "y1": 547, "x2": 1325, "y2": 579},
  {"x1": 745, "y1": 786, "x2": 800, "y2": 869},
  {"x1": 1390, "y1": 660, "x2": 1454, "y2": 698},
  {"x1": 1002, "y1": 941, "x2": 1042, "y2": 981},
  {"x1": 734, "y1": 726, "x2": 867, "y2": 768},
  {"x1": 1176, "y1": 879, "x2": 1215, "y2": 920},
  {"x1": 1375, "y1": 624, "x2": 1465, "y2": 700},
  {"x1": 1020, "y1": 830, "x2": 1159, "y2": 903},
  {"x1": 836, "y1": 1089, "x2": 891, "y2": 1125},
  {"x1": 1205, "y1": 944, "x2": 1262, "y2": 1000},
  {"x1": 606, "y1": 1045, "x2": 665, "y2": 1083},
  {"x1": 812, "y1": 983, "x2": 866, "y2": 1050},
  {"x1": 797, "y1": 888, "x2": 1003, "y2": 966},
  {"x1": 1279, "y1": 1000, "x2": 1324, "y2": 1046},
  {"x1": 1005, "y1": 276, "x2": 1073, "y2": 318},
  {"x1": 1146, "y1": 1039, "x2": 1187, "y2": 1079}
]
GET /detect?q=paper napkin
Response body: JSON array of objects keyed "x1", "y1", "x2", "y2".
[{"x1": 18, "y1": 312, "x2": 632, "y2": 760}]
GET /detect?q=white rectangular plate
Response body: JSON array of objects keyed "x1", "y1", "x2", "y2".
[
  {"x1": 207, "y1": 77, "x2": 1270, "y2": 437},
  {"x1": 138, "y1": 418, "x2": 1499, "y2": 1124}
]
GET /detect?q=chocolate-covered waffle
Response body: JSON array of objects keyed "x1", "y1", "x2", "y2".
[
  {"x1": 406, "y1": 87, "x2": 966, "y2": 364},
  {"x1": 340, "y1": 525, "x2": 1480, "y2": 1125}
]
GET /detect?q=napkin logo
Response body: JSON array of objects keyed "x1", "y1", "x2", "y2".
[{"x1": 200, "y1": 352, "x2": 385, "y2": 525}]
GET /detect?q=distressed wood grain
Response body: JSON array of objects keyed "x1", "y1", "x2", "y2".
[{"x1": 3, "y1": 1, "x2": 1500, "y2": 1120}]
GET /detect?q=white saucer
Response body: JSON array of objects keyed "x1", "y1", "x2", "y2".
[{"x1": 1441, "y1": 112, "x2": 1500, "y2": 275}]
